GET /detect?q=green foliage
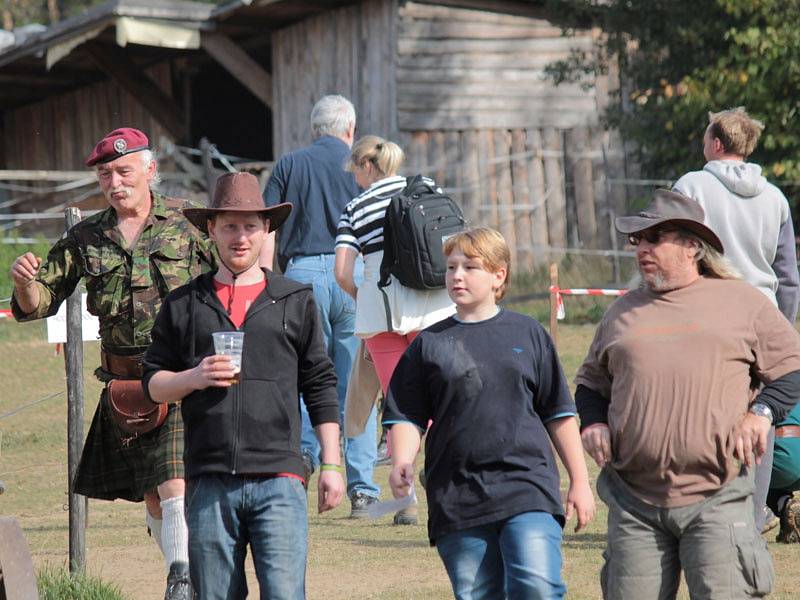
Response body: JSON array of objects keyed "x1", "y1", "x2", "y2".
[
  {"x1": 0, "y1": 232, "x2": 52, "y2": 303},
  {"x1": 37, "y1": 565, "x2": 128, "y2": 600},
  {"x1": 545, "y1": 0, "x2": 800, "y2": 195}
]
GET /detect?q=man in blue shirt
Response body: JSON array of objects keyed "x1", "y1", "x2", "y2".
[{"x1": 261, "y1": 95, "x2": 380, "y2": 516}]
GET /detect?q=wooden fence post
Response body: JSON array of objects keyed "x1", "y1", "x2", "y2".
[
  {"x1": 549, "y1": 262, "x2": 559, "y2": 348},
  {"x1": 64, "y1": 207, "x2": 86, "y2": 573}
]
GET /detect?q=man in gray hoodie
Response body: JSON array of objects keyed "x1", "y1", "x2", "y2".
[{"x1": 674, "y1": 106, "x2": 800, "y2": 532}]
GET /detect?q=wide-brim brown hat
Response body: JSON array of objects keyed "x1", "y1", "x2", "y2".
[
  {"x1": 183, "y1": 172, "x2": 292, "y2": 235},
  {"x1": 615, "y1": 189, "x2": 724, "y2": 253}
]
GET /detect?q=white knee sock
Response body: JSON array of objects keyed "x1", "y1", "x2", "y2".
[
  {"x1": 160, "y1": 496, "x2": 189, "y2": 569},
  {"x1": 145, "y1": 507, "x2": 164, "y2": 554}
]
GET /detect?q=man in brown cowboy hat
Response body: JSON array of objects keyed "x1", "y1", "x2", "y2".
[
  {"x1": 10, "y1": 127, "x2": 214, "y2": 599},
  {"x1": 143, "y1": 172, "x2": 344, "y2": 599},
  {"x1": 575, "y1": 189, "x2": 800, "y2": 599}
]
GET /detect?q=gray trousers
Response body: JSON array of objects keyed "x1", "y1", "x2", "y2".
[{"x1": 598, "y1": 467, "x2": 773, "y2": 600}]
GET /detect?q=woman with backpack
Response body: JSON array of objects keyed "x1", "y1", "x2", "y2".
[{"x1": 334, "y1": 135, "x2": 455, "y2": 524}]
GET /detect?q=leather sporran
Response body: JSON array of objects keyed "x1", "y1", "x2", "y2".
[{"x1": 107, "y1": 379, "x2": 167, "y2": 435}]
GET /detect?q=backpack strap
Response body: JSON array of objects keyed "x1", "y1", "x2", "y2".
[
  {"x1": 379, "y1": 287, "x2": 394, "y2": 333},
  {"x1": 378, "y1": 179, "x2": 414, "y2": 290}
]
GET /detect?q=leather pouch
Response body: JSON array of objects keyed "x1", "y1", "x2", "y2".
[{"x1": 107, "y1": 379, "x2": 167, "y2": 435}]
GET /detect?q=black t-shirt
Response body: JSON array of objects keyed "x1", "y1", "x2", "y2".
[{"x1": 383, "y1": 309, "x2": 576, "y2": 544}]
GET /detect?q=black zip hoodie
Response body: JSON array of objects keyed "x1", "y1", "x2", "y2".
[{"x1": 143, "y1": 269, "x2": 339, "y2": 479}]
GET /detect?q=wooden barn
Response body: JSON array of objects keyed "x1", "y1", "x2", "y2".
[
  {"x1": 0, "y1": 0, "x2": 631, "y2": 264},
  {"x1": 258, "y1": 0, "x2": 630, "y2": 269}
]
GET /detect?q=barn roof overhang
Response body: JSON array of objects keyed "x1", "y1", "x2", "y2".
[{"x1": 0, "y1": 0, "x2": 361, "y2": 120}]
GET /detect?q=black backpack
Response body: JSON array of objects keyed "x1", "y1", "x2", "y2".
[{"x1": 378, "y1": 175, "x2": 466, "y2": 291}]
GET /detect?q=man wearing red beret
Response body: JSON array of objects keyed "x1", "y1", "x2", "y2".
[{"x1": 10, "y1": 127, "x2": 214, "y2": 600}]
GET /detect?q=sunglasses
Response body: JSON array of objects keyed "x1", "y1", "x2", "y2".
[{"x1": 628, "y1": 227, "x2": 678, "y2": 246}]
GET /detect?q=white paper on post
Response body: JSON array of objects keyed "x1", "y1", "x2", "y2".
[{"x1": 46, "y1": 293, "x2": 100, "y2": 343}]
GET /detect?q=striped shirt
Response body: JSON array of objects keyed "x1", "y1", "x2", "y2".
[{"x1": 335, "y1": 175, "x2": 438, "y2": 256}]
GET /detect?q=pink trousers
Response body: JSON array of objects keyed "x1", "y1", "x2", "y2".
[
  {"x1": 364, "y1": 331, "x2": 419, "y2": 394},
  {"x1": 365, "y1": 332, "x2": 427, "y2": 457}
]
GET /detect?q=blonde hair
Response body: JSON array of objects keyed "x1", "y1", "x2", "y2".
[
  {"x1": 443, "y1": 227, "x2": 511, "y2": 301},
  {"x1": 707, "y1": 107, "x2": 764, "y2": 158},
  {"x1": 694, "y1": 240, "x2": 741, "y2": 280},
  {"x1": 676, "y1": 229, "x2": 741, "y2": 280},
  {"x1": 348, "y1": 135, "x2": 404, "y2": 178}
]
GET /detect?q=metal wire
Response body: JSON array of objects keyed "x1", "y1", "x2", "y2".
[{"x1": 0, "y1": 391, "x2": 63, "y2": 421}]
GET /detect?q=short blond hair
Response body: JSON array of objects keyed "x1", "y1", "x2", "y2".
[
  {"x1": 707, "y1": 107, "x2": 764, "y2": 158},
  {"x1": 443, "y1": 227, "x2": 511, "y2": 301},
  {"x1": 348, "y1": 135, "x2": 404, "y2": 178}
]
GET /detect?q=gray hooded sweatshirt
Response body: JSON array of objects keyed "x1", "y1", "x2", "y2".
[{"x1": 673, "y1": 160, "x2": 799, "y2": 321}]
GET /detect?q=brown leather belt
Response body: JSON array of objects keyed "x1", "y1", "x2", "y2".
[
  {"x1": 775, "y1": 425, "x2": 800, "y2": 439},
  {"x1": 101, "y1": 349, "x2": 144, "y2": 379}
]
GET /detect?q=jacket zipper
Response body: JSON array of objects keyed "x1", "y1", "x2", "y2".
[{"x1": 231, "y1": 372, "x2": 241, "y2": 474}]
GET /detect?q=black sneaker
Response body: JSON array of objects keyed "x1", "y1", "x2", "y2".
[
  {"x1": 350, "y1": 492, "x2": 379, "y2": 518},
  {"x1": 164, "y1": 561, "x2": 193, "y2": 600}
]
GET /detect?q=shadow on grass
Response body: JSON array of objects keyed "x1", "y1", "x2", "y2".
[
  {"x1": 328, "y1": 536, "x2": 431, "y2": 549},
  {"x1": 562, "y1": 531, "x2": 607, "y2": 550}
]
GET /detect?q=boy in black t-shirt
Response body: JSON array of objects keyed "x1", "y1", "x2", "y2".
[{"x1": 384, "y1": 227, "x2": 595, "y2": 599}]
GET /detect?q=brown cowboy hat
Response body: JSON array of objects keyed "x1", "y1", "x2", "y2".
[
  {"x1": 183, "y1": 172, "x2": 292, "y2": 235},
  {"x1": 615, "y1": 189, "x2": 724, "y2": 253}
]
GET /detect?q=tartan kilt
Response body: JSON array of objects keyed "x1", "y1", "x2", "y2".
[{"x1": 73, "y1": 388, "x2": 184, "y2": 502}]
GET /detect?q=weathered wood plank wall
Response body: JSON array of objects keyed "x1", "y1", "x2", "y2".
[
  {"x1": 395, "y1": 2, "x2": 625, "y2": 268},
  {"x1": 396, "y1": 1, "x2": 597, "y2": 131},
  {"x1": 2, "y1": 64, "x2": 173, "y2": 171},
  {"x1": 401, "y1": 126, "x2": 616, "y2": 271},
  {"x1": 271, "y1": 0, "x2": 397, "y2": 157}
]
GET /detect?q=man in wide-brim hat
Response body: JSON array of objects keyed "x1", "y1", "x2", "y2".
[
  {"x1": 144, "y1": 171, "x2": 345, "y2": 599},
  {"x1": 574, "y1": 189, "x2": 800, "y2": 599}
]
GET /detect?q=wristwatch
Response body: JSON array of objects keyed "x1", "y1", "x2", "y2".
[{"x1": 748, "y1": 402, "x2": 774, "y2": 423}]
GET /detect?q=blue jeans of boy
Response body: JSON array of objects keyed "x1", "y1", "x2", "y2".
[
  {"x1": 284, "y1": 254, "x2": 379, "y2": 498},
  {"x1": 186, "y1": 474, "x2": 307, "y2": 600},
  {"x1": 435, "y1": 511, "x2": 566, "y2": 600}
]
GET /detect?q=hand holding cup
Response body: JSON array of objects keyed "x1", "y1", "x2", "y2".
[
  {"x1": 195, "y1": 355, "x2": 238, "y2": 388},
  {"x1": 212, "y1": 331, "x2": 244, "y2": 385}
]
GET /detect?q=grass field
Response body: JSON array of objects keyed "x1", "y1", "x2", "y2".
[{"x1": 0, "y1": 312, "x2": 798, "y2": 599}]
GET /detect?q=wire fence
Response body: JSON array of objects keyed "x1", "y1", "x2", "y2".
[{"x1": 0, "y1": 390, "x2": 63, "y2": 421}]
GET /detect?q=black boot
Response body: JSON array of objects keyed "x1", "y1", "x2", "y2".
[{"x1": 164, "y1": 561, "x2": 193, "y2": 600}]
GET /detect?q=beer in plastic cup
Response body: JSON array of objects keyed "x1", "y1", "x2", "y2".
[{"x1": 212, "y1": 331, "x2": 244, "y2": 384}]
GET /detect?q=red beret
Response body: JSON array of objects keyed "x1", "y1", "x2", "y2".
[{"x1": 85, "y1": 128, "x2": 150, "y2": 167}]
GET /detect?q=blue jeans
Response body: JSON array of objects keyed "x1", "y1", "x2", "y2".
[
  {"x1": 186, "y1": 474, "x2": 307, "y2": 600},
  {"x1": 436, "y1": 511, "x2": 566, "y2": 600},
  {"x1": 284, "y1": 254, "x2": 379, "y2": 498}
]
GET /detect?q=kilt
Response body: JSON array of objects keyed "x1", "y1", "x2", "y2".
[{"x1": 73, "y1": 388, "x2": 184, "y2": 502}]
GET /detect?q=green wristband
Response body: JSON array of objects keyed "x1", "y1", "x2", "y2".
[{"x1": 320, "y1": 463, "x2": 344, "y2": 473}]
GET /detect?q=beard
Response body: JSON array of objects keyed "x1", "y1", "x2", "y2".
[{"x1": 641, "y1": 268, "x2": 680, "y2": 293}]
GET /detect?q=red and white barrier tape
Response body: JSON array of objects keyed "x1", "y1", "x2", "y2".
[
  {"x1": 0, "y1": 309, "x2": 11, "y2": 319},
  {"x1": 549, "y1": 286, "x2": 627, "y2": 320}
]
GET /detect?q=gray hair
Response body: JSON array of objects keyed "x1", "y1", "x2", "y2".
[
  {"x1": 140, "y1": 149, "x2": 161, "y2": 187},
  {"x1": 94, "y1": 148, "x2": 161, "y2": 188},
  {"x1": 310, "y1": 95, "x2": 356, "y2": 139}
]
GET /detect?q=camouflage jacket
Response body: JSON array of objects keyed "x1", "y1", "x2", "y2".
[{"x1": 12, "y1": 193, "x2": 215, "y2": 354}]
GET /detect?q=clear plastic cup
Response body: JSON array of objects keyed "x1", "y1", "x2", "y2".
[{"x1": 212, "y1": 331, "x2": 244, "y2": 384}]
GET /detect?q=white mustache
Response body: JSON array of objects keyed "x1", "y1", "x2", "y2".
[{"x1": 109, "y1": 187, "x2": 133, "y2": 197}]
